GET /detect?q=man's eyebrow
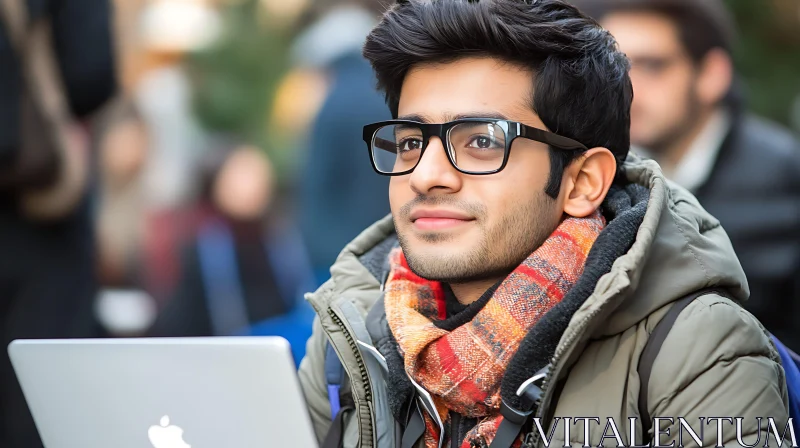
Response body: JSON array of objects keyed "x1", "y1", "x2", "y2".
[
  {"x1": 396, "y1": 113, "x2": 429, "y2": 122},
  {"x1": 450, "y1": 112, "x2": 510, "y2": 121},
  {"x1": 395, "y1": 111, "x2": 511, "y2": 122}
]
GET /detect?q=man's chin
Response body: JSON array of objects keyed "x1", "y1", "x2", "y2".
[
  {"x1": 404, "y1": 255, "x2": 464, "y2": 282},
  {"x1": 404, "y1": 253, "x2": 504, "y2": 284},
  {"x1": 401, "y1": 242, "x2": 457, "y2": 271},
  {"x1": 396, "y1": 225, "x2": 485, "y2": 278}
]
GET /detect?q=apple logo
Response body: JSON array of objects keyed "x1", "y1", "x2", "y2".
[{"x1": 148, "y1": 415, "x2": 191, "y2": 448}]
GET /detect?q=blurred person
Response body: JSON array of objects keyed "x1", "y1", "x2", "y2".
[
  {"x1": 0, "y1": 0, "x2": 116, "y2": 446},
  {"x1": 294, "y1": 0, "x2": 392, "y2": 285},
  {"x1": 148, "y1": 144, "x2": 315, "y2": 360},
  {"x1": 573, "y1": 0, "x2": 800, "y2": 351},
  {"x1": 93, "y1": 97, "x2": 160, "y2": 338},
  {"x1": 95, "y1": 98, "x2": 149, "y2": 288},
  {"x1": 298, "y1": 2, "x2": 788, "y2": 447}
]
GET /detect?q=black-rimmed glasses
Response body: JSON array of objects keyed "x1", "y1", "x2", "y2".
[{"x1": 363, "y1": 118, "x2": 587, "y2": 176}]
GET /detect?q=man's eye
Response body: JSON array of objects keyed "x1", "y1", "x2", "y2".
[
  {"x1": 399, "y1": 138, "x2": 423, "y2": 151},
  {"x1": 468, "y1": 136, "x2": 501, "y2": 149}
]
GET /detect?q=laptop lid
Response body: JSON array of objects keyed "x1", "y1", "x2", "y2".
[{"x1": 7, "y1": 337, "x2": 319, "y2": 448}]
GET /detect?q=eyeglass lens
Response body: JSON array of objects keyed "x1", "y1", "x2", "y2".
[{"x1": 371, "y1": 121, "x2": 507, "y2": 174}]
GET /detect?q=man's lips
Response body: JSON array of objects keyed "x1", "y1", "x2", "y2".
[{"x1": 409, "y1": 209, "x2": 474, "y2": 231}]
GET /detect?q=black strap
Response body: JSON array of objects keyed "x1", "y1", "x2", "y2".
[
  {"x1": 637, "y1": 288, "x2": 728, "y2": 443},
  {"x1": 490, "y1": 367, "x2": 548, "y2": 448},
  {"x1": 492, "y1": 413, "x2": 530, "y2": 448},
  {"x1": 401, "y1": 402, "x2": 426, "y2": 448},
  {"x1": 321, "y1": 393, "x2": 355, "y2": 448}
]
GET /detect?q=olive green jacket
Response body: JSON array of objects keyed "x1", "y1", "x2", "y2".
[{"x1": 298, "y1": 154, "x2": 789, "y2": 447}]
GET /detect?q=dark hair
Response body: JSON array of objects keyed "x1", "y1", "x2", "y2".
[
  {"x1": 571, "y1": 0, "x2": 737, "y2": 63},
  {"x1": 363, "y1": 0, "x2": 633, "y2": 197}
]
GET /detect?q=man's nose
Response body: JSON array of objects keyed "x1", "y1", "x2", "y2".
[{"x1": 408, "y1": 136, "x2": 462, "y2": 195}]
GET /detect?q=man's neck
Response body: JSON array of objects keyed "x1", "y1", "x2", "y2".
[{"x1": 449, "y1": 278, "x2": 503, "y2": 305}]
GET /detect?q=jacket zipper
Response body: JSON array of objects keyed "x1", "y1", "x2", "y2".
[{"x1": 327, "y1": 307, "x2": 373, "y2": 403}]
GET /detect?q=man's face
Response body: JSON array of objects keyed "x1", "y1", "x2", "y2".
[
  {"x1": 601, "y1": 11, "x2": 701, "y2": 152},
  {"x1": 390, "y1": 57, "x2": 563, "y2": 283}
]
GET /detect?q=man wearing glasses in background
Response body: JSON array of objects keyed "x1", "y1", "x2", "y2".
[
  {"x1": 298, "y1": 1, "x2": 788, "y2": 447},
  {"x1": 573, "y1": 0, "x2": 800, "y2": 352}
]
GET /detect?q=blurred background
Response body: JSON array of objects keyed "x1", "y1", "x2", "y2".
[
  {"x1": 51, "y1": 0, "x2": 800, "y2": 337},
  {"x1": 92, "y1": 0, "x2": 396, "y2": 341},
  {"x1": 99, "y1": 0, "x2": 800, "y2": 340},
  {"x1": 0, "y1": 0, "x2": 798, "y2": 446}
]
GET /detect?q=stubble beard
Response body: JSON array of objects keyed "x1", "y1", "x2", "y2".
[{"x1": 394, "y1": 192, "x2": 558, "y2": 284}]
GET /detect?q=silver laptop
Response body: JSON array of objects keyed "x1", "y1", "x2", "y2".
[{"x1": 7, "y1": 337, "x2": 319, "y2": 448}]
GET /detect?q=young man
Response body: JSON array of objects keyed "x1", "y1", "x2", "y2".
[
  {"x1": 298, "y1": 1, "x2": 789, "y2": 447},
  {"x1": 572, "y1": 0, "x2": 800, "y2": 352}
]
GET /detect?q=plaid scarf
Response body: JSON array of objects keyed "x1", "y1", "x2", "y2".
[{"x1": 384, "y1": 211, "x2": 605, "y2": 448}]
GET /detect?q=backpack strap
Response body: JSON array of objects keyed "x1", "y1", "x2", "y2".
[
  {"x1": 770, "y1": 335, "x2": 800, "y2": 438},
  {"x1": 637, "y1": 288, "x2": 728, "y2": 444},
  {"x1": 321, "y1": 341, "x2": 354, "y2": 448},
  {"x1": 324, "y1": 342, "x2": 345, "y2": 418}
]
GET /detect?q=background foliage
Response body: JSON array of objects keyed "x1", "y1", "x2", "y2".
[{"x1": 724, "y1": 0, "x2": 800, "y2": 131}]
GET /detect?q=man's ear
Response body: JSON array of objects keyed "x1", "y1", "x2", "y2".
[
  {"x1": 696, "y1": 48, "x2": 733, "y2": 107},
  {"x1": 561, "y1": 148, "x2": 617, "y2": 218}
]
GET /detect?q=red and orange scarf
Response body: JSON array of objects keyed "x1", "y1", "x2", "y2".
[{"x1": 384, "y1": 211, "x2": 605, "y2": 448}]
